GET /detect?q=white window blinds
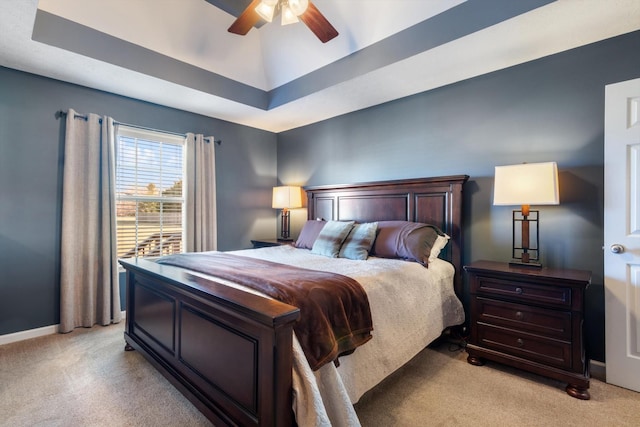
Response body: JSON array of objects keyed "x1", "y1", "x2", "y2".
[{"x1": 115, "y1": 125, "x2": 185, "y2": 259}]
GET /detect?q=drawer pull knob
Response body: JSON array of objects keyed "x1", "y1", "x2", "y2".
[
  {"x1": 515, "y1": 311, "x2": 524, "y2": 320},
  {"x1": 515, "y1": 287, "x2": 523, "y2": 294},
  {"x1": 516, "y1": 338, "x2": 524, "y2": 347}
]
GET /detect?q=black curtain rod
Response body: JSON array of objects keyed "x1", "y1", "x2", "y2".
[{"x1": 55, "y1": 110, "x2": 222, "y2": 145}]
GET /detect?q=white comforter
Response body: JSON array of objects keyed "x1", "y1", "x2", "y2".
[{"x1": 200, "y1": 245, "x2": 464, "y2": 426}]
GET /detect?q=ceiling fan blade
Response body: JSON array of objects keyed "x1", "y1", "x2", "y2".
[
  {"x1": 299, "y1": 1, "x2": 339, "y2": 43},
  {"x1": 228, "y1": 0, "x2": 263, "y2": 35}
]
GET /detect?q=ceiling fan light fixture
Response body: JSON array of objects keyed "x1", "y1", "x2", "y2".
[
  {"x1": 281, "y1": 5, "x2": 299, "y2": 25},
  {"x1": 228, "y1": 0, "x2": 338, "y2": 43},
  {"x1": 255, "y1": 1, "x2": 276, "y2": 23},
  {"x1": 288, "y1": 0, "x2": 309, "y2": 16}
]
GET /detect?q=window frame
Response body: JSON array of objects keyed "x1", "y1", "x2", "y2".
[{"x1": 115, "y1": 125, "x2": 186, "y2": 261}]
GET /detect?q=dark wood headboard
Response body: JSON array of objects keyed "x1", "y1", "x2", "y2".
[{"x1": 304, "y1": 175, "x2": 469, "y2": 297}]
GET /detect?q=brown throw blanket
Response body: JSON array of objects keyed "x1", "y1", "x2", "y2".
[{"x1": 156, "y1": 252, "x2": 373, "y2": 370}]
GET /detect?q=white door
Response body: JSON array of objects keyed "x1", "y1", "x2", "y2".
[{"x1": 604, "y1": 77, "x2": 640, "y2": 392}]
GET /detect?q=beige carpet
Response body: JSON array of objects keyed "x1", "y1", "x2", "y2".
[
  {"x1": 1, "y1": 322, "x2": 638, "y2": 427},
  {"x1": 0, "y1": 323, "x2": 210, "y2": 427},
  {"x1": 354, "y1": 341, "x2": 640, "y2": 427}
]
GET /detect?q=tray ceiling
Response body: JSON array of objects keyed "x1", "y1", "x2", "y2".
[{"x1": 1, "y1": 0, "x2": 639, "y2": 132}]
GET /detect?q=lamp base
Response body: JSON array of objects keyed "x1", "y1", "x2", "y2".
[
  {"x1": 280, "y1": 208, "x2": 291, "y2": 241},
  {"x1": 509, "y1": 260, "x2": 542, "y2": 269}
]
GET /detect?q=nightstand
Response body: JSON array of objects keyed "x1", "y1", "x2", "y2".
[
  {"x1": 464, "y1": 260, "x2": 591, "y2": 399},
  {"x1": 250, "y1": 239, "x2": 292, "y2": 248}
]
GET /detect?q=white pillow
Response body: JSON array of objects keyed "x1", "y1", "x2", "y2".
[{"x1": 428, "y1": 233, "x2": 450, "y2": 262}]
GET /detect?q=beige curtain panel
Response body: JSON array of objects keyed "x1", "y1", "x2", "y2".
[
  {"x1": 59, "y1": 109, "x2": 121, "y2": 333},
  {"x1": 185, "y1": 133, "x2": 217, "y2": 252}
]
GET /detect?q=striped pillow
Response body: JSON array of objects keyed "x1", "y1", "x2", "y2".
[
  {"x1": 339, "y1": 222, "x2": 378, "y2": 260},
  {"x1": 311, "y1": 221, "x2": 354, "y2": 258}
]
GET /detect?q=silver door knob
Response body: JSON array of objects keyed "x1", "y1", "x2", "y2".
[{"x1": 610, "y1": 244, "x2": 624, "y2": 254}]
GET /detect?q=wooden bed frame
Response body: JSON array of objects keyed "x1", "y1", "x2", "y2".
[{"x1": 119, "y1": 175, "x2": 468, "y2": 426}]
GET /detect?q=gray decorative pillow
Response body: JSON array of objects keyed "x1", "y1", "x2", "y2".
[
  {"x1": 371, "y1": 221, "x2": 445, "y2": 266},
  {"x1": 311, "y1": 221, "x2": 355, "y2": 258},
  {"x1": 294, "y1": 220, "x2": 327, "y2": 249},
  {"x1": 339, "y1": 222, "x2": 378, "y2": 260}
]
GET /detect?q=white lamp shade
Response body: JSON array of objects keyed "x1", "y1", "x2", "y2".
[
  {"x1": 281, "y1": 5, "x2": 300, "y2": 25},
  {"x1": 272, "y1": 186, "x2": 302, "y2": 209},
  {"x1": 493, "y1": 162, "x2": 559, "y2": 206},
  {"x1": 289, "y1": 0, "x2": 309, "y2": 16},
  {"x1": 255, "y1": 2, "x2": 275, "y2": 22}
]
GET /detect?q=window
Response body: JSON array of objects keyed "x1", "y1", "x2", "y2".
[{"x1": 115, "y1": 125, "x2": 185, "y2": 259}]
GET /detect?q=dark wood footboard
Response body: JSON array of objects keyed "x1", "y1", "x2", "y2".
[{"x1": 120, "y1": 258, "x2": 300, "y2": 426}]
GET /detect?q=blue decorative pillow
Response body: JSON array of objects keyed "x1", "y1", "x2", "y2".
[
  {"x1": 339, "y1": 222, "x2": 378, "y2": 260},
  {"x1": 311, "y1": 221, "x2": 355, "y2": 258}
]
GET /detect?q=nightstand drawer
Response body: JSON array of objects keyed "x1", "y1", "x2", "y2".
[
  {"x1": 476, "y1": 323, "x2": 572, "y2": 369},
  {"x1": 474, "y1": 297, "x2": 572, "y2": 341},
  {"x1": 473, "y1": 276, "x2": 571, "y2": 308}
]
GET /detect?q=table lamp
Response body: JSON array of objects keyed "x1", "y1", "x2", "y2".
[
  {"x1": 272, "y1": 186, "x2": 302, "y2": 241},
  {"x1": 493, "y1": 162, "x2": 559, "y2": 267}
]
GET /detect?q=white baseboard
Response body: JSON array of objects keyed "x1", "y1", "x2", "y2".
[
  {"x1": 590, "y1": 359, "x2": 606, "y2": 382},
  {"x1": 0, "y1": 324, "x2": 59, "y2": 346},
  {"x1": 0, "y1": 311, "x2": 126, "y2": 346}
]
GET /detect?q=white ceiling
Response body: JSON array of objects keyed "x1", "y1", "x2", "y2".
[{"x1": 1, "y1": 0, "x2": 639, "y2": 132}]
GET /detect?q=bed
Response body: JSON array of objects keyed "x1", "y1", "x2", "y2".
[{"x1": 119, "y1": 175, "x2": 469, "y2": 426}]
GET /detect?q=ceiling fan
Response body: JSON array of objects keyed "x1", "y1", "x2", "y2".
[{"x1": 228, "y1": 0, "x2": 339, "y2": 43}]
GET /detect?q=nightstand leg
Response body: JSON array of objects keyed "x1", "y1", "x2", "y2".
[
  {"x1": 565, "y1": 384, "x2": 590, "y2": 400},
  {"x1": 467, "y1": 354, "x2": 485, "y2": 366}
]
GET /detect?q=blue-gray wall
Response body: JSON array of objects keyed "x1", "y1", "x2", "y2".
[
  {"x1": 0, "y1": 67, "x2": 277, "y2": 336},
  {"x1": 3, "y1": 30, "x2": 640, "y2": 363},
  {"x1": 277, "y1": 31, "x2": 640, "y2": 362}
]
